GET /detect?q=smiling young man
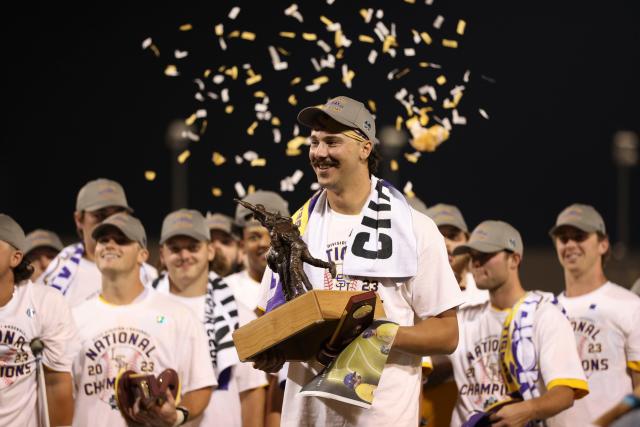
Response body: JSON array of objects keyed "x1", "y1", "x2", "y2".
[
  {"x1": 254, "y1": 95, "x2": 464, "y2": 426},
  {"x1": 153, "y1": 209, "x2": 268, "y2": 427},
  {"x1": 549, "y1": 204, "x2": 640, "y2": 426},
  {"x1": 0, "y1": 214, "x2": 76, "y2": 427},
  {"x1": 71, "y1": 213, "x2": 215, "y2": 427},
  {"x1": 38, "y1": 178, "x2": 157, "y2": 306}
]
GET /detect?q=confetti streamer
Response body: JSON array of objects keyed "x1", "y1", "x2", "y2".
[{"x1": 144, "y1": 171, "x2": 156, "y2": 181}]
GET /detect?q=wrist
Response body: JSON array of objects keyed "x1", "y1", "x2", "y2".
[
  {"x1": 172, "y1": 406, "x2": 189, "y2": 427},
  {"x1": 622, "y1": 393, "x2": 640, "y2": 409}
]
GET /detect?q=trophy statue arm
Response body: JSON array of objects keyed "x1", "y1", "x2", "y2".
[{"x1": 298, "y1": 243, "x2": 337, "y2": 278}]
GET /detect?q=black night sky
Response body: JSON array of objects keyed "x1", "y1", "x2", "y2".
[{"x1": 2, "y1": 1, "x2": 639, "y2": 248}]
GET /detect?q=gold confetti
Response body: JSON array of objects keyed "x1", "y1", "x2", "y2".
[
  {"x1": 241, "y1": 31, "x2": 256, "y2": 41},
  {"x1": 420, "y1": 95, "x2": 428, "y2": 103},
  {"x1": 410, "y1": 125, "x2": 450, "y2": 152},
  {"x1": 277, "y1": 47, "x2": 290, "y2": 56},
  {"x1": 404, "y1": 0, "x2": 416, "y2": 3},
  {"x1": 359, "y1": 35, "x2": 375, "y2": 43},
  {"x1": 214, "y1": 24, "x2": 224, "y2": 36},
  {"x1": 287, "y1": 136, "x2": 307, "y2": 153},
  {"x1": 271, "y1": 117, "x2": 281, "y2": 126},
  {"x1": 342, "y1": 69, "x2": 355, "y2": 86},
  {"x1": 419, "y1": 108, "x2": 431, "y2": 126},
  {"x1": 395, "y1": 116, "x2": 403, "y2": 131},
  {"x1": 225, "y1": 105, "x2": 234, "y2": 114},
  {"x1": 359, "y1": 9, "x2": 370, "y2": 20},
  {"x1": 185, "y1": 113, "x2": 197, "y2": 126},
  {"x1": 444, "y1": 92, "x2": 463, "y2": 109},
  {"x1": 335, "y1": 30, "x2": 344, "y2": 48},
  {"x1": 419, "y1": 62, "x2": 429, "y2": 68},
  {"x1": 246, "y1": 74, "x2": 262, "y2": 85},
  {"x1": 336, "y1": 48, "x2": 345, "y2": 59},
  {"x1": 211, "y1": 187, "x2": 223, "y2": 197},
  {"x1": 247, "y1": 121, "x2": 258, "y2": 135},
  {"x1": 286, "y1": 148, "x2": 301, "y2": 156},
  {"x1": 382, "y1": 36, "x2": 397, "y2": 53},
  {"x1": 212, "y1": 152, "x2": 226, "y2": 166},
  {"x1": 302, "y1": 33, "x2": 317, "y2": 41},
  {"x1": 442, "y1": 39, "x2": 458, "y2": 48},
  {"x1": 390, "y1": 160, "x2": 399, "y2": 171},
  {"x1": 201, "y1": 120, "x2": 208, "y2": 135},
  {"x1": 404, "y1": 153, "x2": 419, "y2": 163},
  {"x1": 228, "y1": 30, "x2": 240, "y2": 38},
  {"x1": 164, "y1": 65, "x2": 179, "y2": 77},
  {"x1": 253, "y1": 91, "x2": 266, "y2": 98},
  {"x1": 179, "y1": 23, "x2": 193, "y2": 31},
  {"x1": 288, "y1": 94, "x2": 298, "y2": 106},
  {"x1": 420, "y1": 32, "x2": 432, "y2": 45},
  {"x1": 290, "y1": 76, "x2": 301, "y2": 85},
  {"x1": 144, "y1": 171, "x2": 156, "y2": 181},
  {"x1": 247, "y1": 185, "x2": 256, "y2": 194},
  {"x1": 368, "y1": 100, "x2": 377, "y2": 113},
  {"x1": 251, "y1": 158, "x2": 267, "y2": 167},
  {"x1": 457, "y1": 20, "x2": 466, "y2": 35},
  {"x1": 319, "y1": 16, "x2": 333, "y2": 26},
  {"x1": 177, "y1": 150, "x2": 191, "y2": 164},
  {"x1": 204, "y1": 69, "x2": 212, "y2": 78},
  {"x1": 279, "y1": 31, "x2": 296, "y2": 38},
  {"x1": 224, "y1": 66, "x2": 238, "y2": 80},
  {"x1": 150, "y1": 45, "x2": 160, "y2": 57},
  {"x1": 313, "y1": 75, "x2": 329, "y2": 85},
  {"x1": 436, "y1": 75, "x2": 447, "y2": 85},
  {"x1": 395, "y1": 68, "x2": 411, "y2": 79}
]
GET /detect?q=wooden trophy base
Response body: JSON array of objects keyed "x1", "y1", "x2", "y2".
[{"x1": 232, "y1": 290, "x2": 386, "y2": 362}]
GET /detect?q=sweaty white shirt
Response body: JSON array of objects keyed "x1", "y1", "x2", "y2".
[
  {"x1": 71, "y1": 289, "x2": 216, "y2": 427},
  {"x1": 0, "y1": 282, "x2": 77, "y2": 427},
  {"x1": 226, "y1": 270, "x2": 262, "y2": 315},
  {"x1": 554, "y1": 282, "x2": 640, "y2": 426}
]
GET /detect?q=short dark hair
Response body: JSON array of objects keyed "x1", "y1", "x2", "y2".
[
  {"x1": 597, "y1": 232, "x2": 611, "y2": 267},
  {"x1": 367, "y1": 143, "x2": 381, "y2": 176},
  {"x1": 13, "y1": 258, "x2": 34, "y2": 283}
]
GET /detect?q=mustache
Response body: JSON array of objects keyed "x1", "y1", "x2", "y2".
[{"x1": 311, "y1": 158, "x2": 340, "y2": 168}]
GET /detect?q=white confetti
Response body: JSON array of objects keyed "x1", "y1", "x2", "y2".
[
  {"x1": 452, "y1": 109, "x2": 467, "y2": 125},
  {"x1": 433, "y1": 15, "x2": 444, "y2": 29},
  {"x1": 213, "y1": 74, "x2": 225, "y2": 84},
  {"x1": 375, "y1": 22, "x2": 390, "y2": 37},
  {"x1": 221, "y1": 88, "x2": 229, "y2": 103},
  {"x1": 219, "y1": 37, "x2": 227, "y2": 51},
  {"x1": 255, "y1": 103, "x2": 268, "y2": 113},
  {"x1": 368, "y1": 50, "x2": 378, "y2": 64},
  {"x1": 195, "y1": 92, "x2": 205, "y2": 102},
  {"x1": 412, "y1": 30, "x2": 421, "y2": 44},
  {"x1": 273, "y1": 128, "x2": 282, "y2": 143},
  {"x1": 418, "y1": 84, "x2": 437, "y2": 101},
  {"x1": 310, "y1": 182, "x2": 321, "y2": 191},
  {"x1": 362, "y1": 8, "x2": 373, "y2": 24},
  {"x1": 317, "y1": 40, "x2": 331, "y2": 53},
  {"x1": 196, "y1": 109, "x2": 207, "y2": 118},
  {"x1": 234, "y1": 182, "x2": 246, "y2": 198},
  {"x1": 235, "y1": 155, "x2": 244, "y2": 165},
  {"x1": 320, "y1": 54, "x2": 336, "y2": 69},
  {"x1": 228, "y1": 6, "x2": 241, "y2": 20},
  {"x1": 376, "y1": 9, "x2": 384, "y2": 19},
  {"x1": 403, "y1": 181, "x2": 413, "y2": 194},
  {"x1": 310, "y1": 58, "x2": 321, "y2": 72},
  {"x1": 142, "y1": 37, "x2": 152, "y2": 49},
  {"x1": 206, "y1": 92, "x2": 218, "y2": 100},
  {"x1": 293, "y1": 124, "x2": 300, "y2": 137},
  {"x1": 425, "y1": 0, "x2": 434, "y2": 4},
  {"x1": 305, "y1": 83, "x2": 321, "y2": 92},
  {"x1": 404, "y1": 48, "x2": 416, "y2": 57},
  {"x1": 292, "y1": 169, "x2": 304, "y2": 184},
  {"x1": 183, "y1": 130, "x2": 200, "y2": 141},
  {"x1": 463, "y1": 70, "x2": 471, "y2": 83},
  {"x1": 174, "y1": 50, "x2": 189, "y2": 59},
  {"x1": 194, "y1": 79, "x2": 205, "y2": 91},
  {"x1": 284, "y1": 4, "x2": 304, "y2": 23},
  {"x1": 395, "y1": 88, "x2": 408, "y2": 100},
  {"x1": 243, "y1": 150, "x2": 258, "y2": 161},
  {"x1": 327, "y1": 22, "x2": 342, "y2": 32},
  {"x1": 479, "y1": 108, "x2": 490, "y2": 119}
]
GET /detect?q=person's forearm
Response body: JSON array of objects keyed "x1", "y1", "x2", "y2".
[
  {"x1": 391, "y1": 309, "x2": 458, "y2": 356},
  {"x1": 181, "y1": 387, "x2": 213, "y2": 420},
  {"x1": 631, "y1": 370, "x2": 640, "y2": 389},
  {"x1": 44, "y1": 370, "x2": 74, "y2": 426},
  {"x1": 240, "y1": 387, "x2": 266, "y2": 427},
  {"x1": 529, "y1": 385, "x2": 574, "y2": 420}
]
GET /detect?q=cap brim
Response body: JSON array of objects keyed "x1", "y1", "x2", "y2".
[
  {"x1": 548, "y1": 222, "x2": 599, "y2": 237},
  {"x1": 84, "y1": 202, "x2": 134, "y2": 214},
  {"x1": 92, "y1": 223, "x2": 131, "y2": 242},
  {"x1": 160, "y1": 230, "x2": 210, "y2": 245},
  {"x1": 453, "y1": 241, "x2": 506, "y2": 256},
  {"x1": 298, "y1": 107, "x2": 380, "y2": 142}
]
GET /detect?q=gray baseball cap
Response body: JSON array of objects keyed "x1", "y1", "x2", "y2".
[
  {"x1": 406, "y1": 196, "x2": 428, "y2": 216},
  {"x1": 91, "y1": 213, "x2": 147, "y2": 248},
  {"x1": 426, "y1": 203, "x2": 468, "y2": 233},
  {"x1": 24, "y1": 229, "x2": 64, "y2": 255},
  {"x1": 205, "y1": 212, "x2": 234, "y2": 235},
  {"x1": 549, "y1": 203, "x2": 606, "y2": 236},
  {"x1": 160, "y1": 209, "x2": 210, "y2": 244},
  {"x1": 76, "y1": 178, "x2": 133, "y2": 212},
  {"x1": 235, "y1": 191, "x2": 290, "y2": 228},
  {"x1": 297, "y1": 95, "x2": 379, "y2": 144},
  {"x1": 0, "y1": 214, "x2": 27, "y2": 252},
  {"x1": 453, "y1": 220, "x2": 523, "y2": 256}
]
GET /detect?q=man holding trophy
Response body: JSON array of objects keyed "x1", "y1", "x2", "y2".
[{"x1": 252, "y1": 96, "x2": 464, "y2": 426}]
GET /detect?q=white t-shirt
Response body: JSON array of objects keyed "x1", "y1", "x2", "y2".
[
  {"x1": 554, "y1": 282, "x2": 640, "y2": 426},
  {"x1": 71, "y1": 288, "x2": 216, "y2": 427},
  {"x1": 39, "y1": 246, "x2": 158, "y2": 307},
  {"x1": 226, "y1": 270, "x2": 262, "y2": 315},
  {"x1": 461, "y1": 272, "x2": 489, "y2": 307},
  {"x1": 262, "y1": 207, "x2": 465, "y2": 427},
  {"x1": 449, "y1": 296, "x2": 588, "y2": 427},
  {"x1": 0, "y1": 282, "x2": 77, "y2": 427},
  {"x1": 160, "y1": 291, "x2": 268, "y2": 427}
]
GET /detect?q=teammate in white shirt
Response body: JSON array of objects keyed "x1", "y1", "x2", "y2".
[
  {"x1": 155, "y1": 209, "x2": 268, "y2": 427},
  {"x1": 228, "y1": 191, "x2": 291, "y2": 427},
  {"x1": 550, "y1": 203, "x2": 640, "y2": 426},
  {"x1": 205, "y1": 213, "x2": 244, "y2": 278},
  {"x1": 254, "y1": 96, "x2": 464, "y2": 427},
  {"x1": 450, "y1": 220, "x2": 588, "y2": 426},
  {"x1": 421, "y1": 203, "x2": 489, "y2": 426},
  {"x1": 71, "y1": 213, "x2": 215, "y2": 427},
  {"x1": 23, "y1": 229, "x2": 64, "y2": 282},
  {"x1": 0, "y1": 214, "x2": 76, "y2": 427},
  {"x1": 38, "y1": 178, "x2": 157, "y2": 307}
]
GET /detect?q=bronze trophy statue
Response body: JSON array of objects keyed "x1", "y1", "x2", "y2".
[{"x1": 235, "y1": 199, "x2": 337, "y2": 300}]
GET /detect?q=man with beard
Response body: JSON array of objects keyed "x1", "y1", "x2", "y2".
[
  {"x1": 549, "y1": 204, "x2": 640, "y2": 426},
  {"x1": 205, "y1": 212, "x2": 243, "y2": 277},
  {"x1": 23, "y1": 229, "x2": 64, "y2": 282}
]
